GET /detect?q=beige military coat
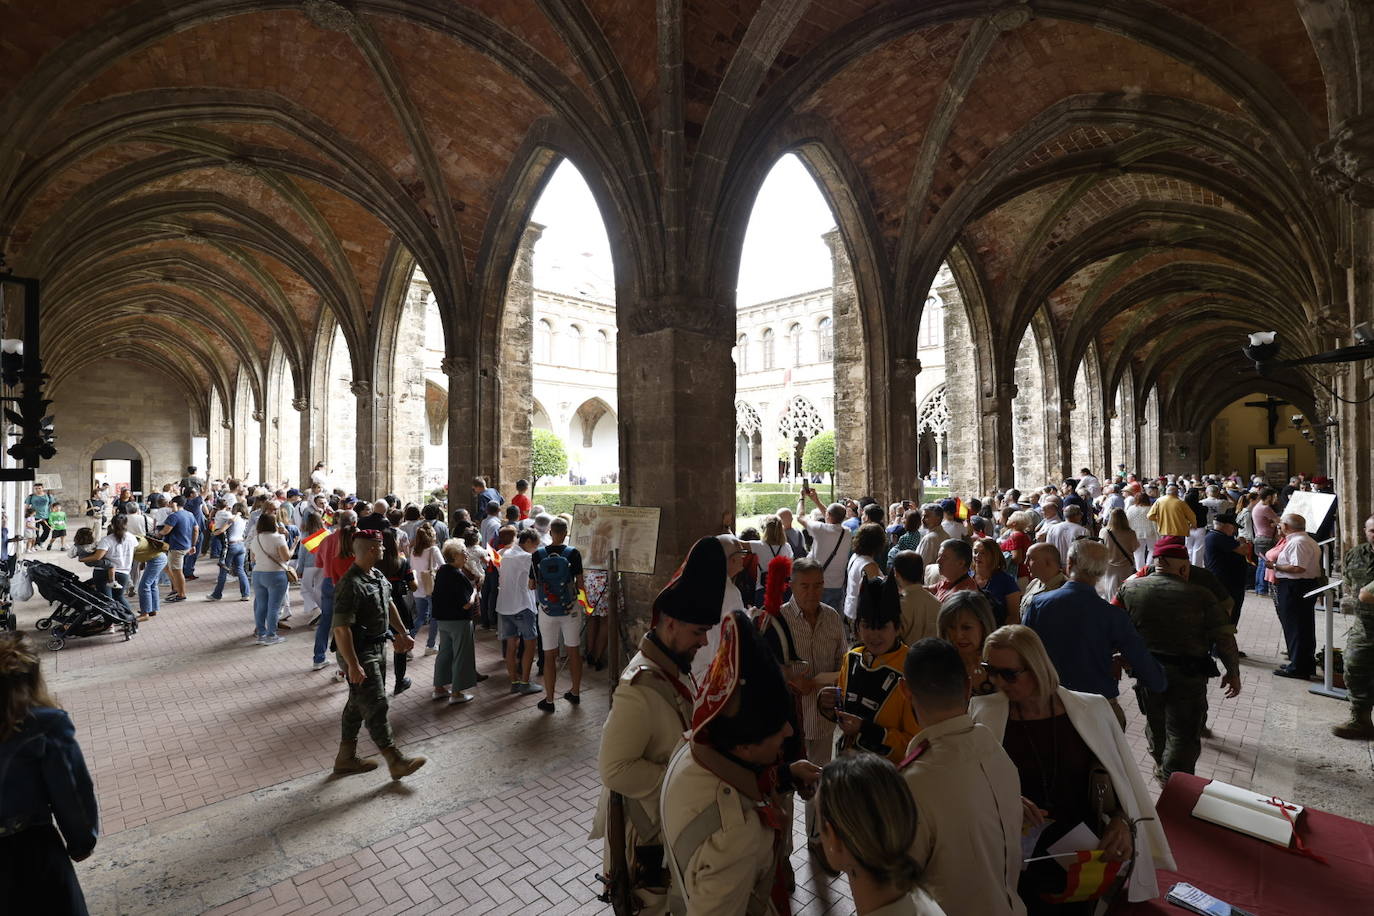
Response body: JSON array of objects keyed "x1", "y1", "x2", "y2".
[
  {"x1": 592, "y1": 634, "x2": 696, "y2": 906},
  {"x1": 661, "y1": 742, "x2": 782, "y2": 916}
]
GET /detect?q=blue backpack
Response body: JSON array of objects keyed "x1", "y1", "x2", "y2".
[{"x1": 535, "y1": 546, "x2": 576, "y2": 616}]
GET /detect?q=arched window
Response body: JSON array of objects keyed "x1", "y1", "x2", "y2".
[
  {"x1": 788, "y1": 323, "x2": 802, "y2": 366},
  {"x1": 817, "y1": 317, "x2": 833, "y2": 362},
  {"x1": 535, "y1": 319, "x2": 553, "y2": 363},
  {"x1": 918, "y1": 294, "x2": 944, "y2": 349},
  {"x1": 761, "y1": 328, "x2": 775, "y2": 371},
  {"x1": 569, "y1": 324, "x2": 585, "y2": 368},
  {"x1": 737, "y1": 334, "x2": 749, "y2": 373},
  {"x1": 598, "y1": 330, "x2": 612, "y2": 369}
]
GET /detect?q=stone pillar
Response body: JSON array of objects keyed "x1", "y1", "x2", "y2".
[
  {"x1": 942, "y1": 282, "x2": 983, "y2": 497},
  {"x1": 889, "y1": 357, "x2": 921, "y2": 498},
  {"x1": 1057, "y1": 397, "x2": 1074, "y2": 480},
  {"x1": 498, "y1": 223, "x2": 542, "y2": 495},
  {"x1": 352, "y1": 380, "x2": 378, "y2": 498},
  {"x1": 253, "y1": 409, "x2": 268, "y2": 486},
  {"x1": 824, "y1": 229, "x2": 870, "y2": 498},
  {"x1": 618, "y1": 302, "x2": 734, "y2": 617},
  {"x1": 444, "y1": 356, "x2": 477, "y2": 527},
  {"x1": 1158, "y1": 427, "x2": 1201, "y2": 478},
  {"x1": 293, "y1": 397, "x2": 312, "y2": 488},
  {"x1": 992, "y1": 382, "x2": 1016, "y2": 489}
]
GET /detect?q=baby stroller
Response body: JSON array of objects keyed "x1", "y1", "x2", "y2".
[
  {"x1": 27, "y1": 560, "x2": 137, "y2": 651},
  {"x1": 0, "y1": 551, "x2": 16, "y2": 633}
]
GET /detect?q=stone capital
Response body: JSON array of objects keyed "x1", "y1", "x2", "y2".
[
  {"x1": 349, "y1": 380, "x2": 372, "y2": 399},
  {"x1": 1313, "y1": 116, "x2": 1374, "y2": 207},
  {"x1": 1062, "y1": 398, "x2": 1077, "y2": 413},
  {"x1": 627, "y1": 296, "x2": 728, "y2": 338},
  {"x1": 221, "y1": 418, "x2": 232, "y2": 429},
  {"x1": 440, "y1": 356, "x2": 472, "y2": 378},
  {"x1": 291, "y1": 397, "x2": 308, "y2": 411},
  {"x1": 251, "y1": 409, "x2": 264, "y2": 422},
  {"x1": 893, "y1": 357, "x2": 922, "y2": 379}
]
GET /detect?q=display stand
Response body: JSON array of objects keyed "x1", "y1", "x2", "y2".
[
  {"x1": 606, "y1": 547, "x2": 627, "y2": 694},
  {"x1": 1307, "y1": 536, "x2": 1349, "y2": 701}
]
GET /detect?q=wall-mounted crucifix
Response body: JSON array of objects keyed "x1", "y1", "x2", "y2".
[{"x1": 1244, "y1": 395, "x2": 1289, "y2": 445}]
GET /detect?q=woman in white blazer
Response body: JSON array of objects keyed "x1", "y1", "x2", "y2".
[{"x1": 970, "y1": 625, "x2": 1174, "y2": 910}]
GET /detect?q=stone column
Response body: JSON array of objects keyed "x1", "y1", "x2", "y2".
[
  {"x1": 352, "y1": 380, "x2": 378, "y2": 498},
  {"x1": 498, "y1": 223, "x2": 542, "y2": 495},
  {"x1": 888, "y1": 357, "x2": 921, "y2": 498},
  {"x1": 824, "y1": 229, "x2": 871, "y2": 498},
  {"x1": 990, "y1": 382, "x2": 1016, "y2": 489},
  {"x1": 293, "y1": 397, "x2": 312, "y2": 488},
  {"x1": 444, "y1": 356, "x2": 477, "y2": 526},
  {"x1": 618, "y1": 301, "x2": 734, "y2": 617},
  {"x1": 253, "y1": 409, "x2": 269, "y2": 485},
  {"x1": 1158, "y1": 427, "x2": 1201, "y2": 478},
  {"x1": 1057, "y1": 397, "x2": 1074, "y2": 479},
  {"x1": 942, "y1": 285, "x2": 983, "y2": 497}
]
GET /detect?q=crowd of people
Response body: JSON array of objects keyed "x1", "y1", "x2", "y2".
[
  {"x1": 4, "y1": 460, "x2": 1371, "y2": 915},
  {"x1": 598, "y1": 466, "x2": 1370, "y2": 916}
]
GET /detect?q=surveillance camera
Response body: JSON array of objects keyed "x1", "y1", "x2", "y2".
[{"x1": 1243, "y1": 330, "x2": 1279, "y2": 366}]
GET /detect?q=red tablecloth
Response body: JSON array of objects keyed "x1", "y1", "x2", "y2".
[{"x1": 1115, "y1": 773, "x2": 1374, "y2": 915}]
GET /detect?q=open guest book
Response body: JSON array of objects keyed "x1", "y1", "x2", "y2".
[{"x1": 1190, "y1": 779, "x2": 1303, "y2": 846}]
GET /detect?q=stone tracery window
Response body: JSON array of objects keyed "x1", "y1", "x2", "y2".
[
  {"x1": 735, "y1": 400, "x2": 761, "y2": 435},
  {"x1": 535, "y1": 319, "x2": 553, "y2": 364},
  {"x1": 569, "y1": 323, "x2": 585, "y2": 367},
  {"x1": 778, "y1": 395, "x2": 824, "y2": 440},
  {"x1": 918, "y1": 294, "x2": 944, "y2": 349},
  {"x1": 817, "y1": 317, "x2": 833, "y2": 362},
  {"x1": 736, "y1": 334, "x2": 749, "y2": 373},
  {"x1": 918, "y1": 384, "x2": 950, "y2": 435},
  {"x1": 762, "y1": 328, "x2": 775, "y2": 370},
  {"x1": 788, "y1": 323, "x2": 801, "y2": 366},
  {"x1": 598, "y1": 329, "x2": 611, "y2": 369}
]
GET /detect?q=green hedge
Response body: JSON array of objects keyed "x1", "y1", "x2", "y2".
[
  {"x1": 532, "y1": 490, "x2": 620, "y2": 516},
  {"x1": 735, "y1": 490, "x2": 805, "y2": 517}
]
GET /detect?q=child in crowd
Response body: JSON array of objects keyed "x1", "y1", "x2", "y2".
[
  {"x1": 47, "y1": 502, "x2": 67, "y2": 551},
  {"x1": 22, "y1": 507, "x2": 36, "y2": 551},
  {"x1": 68, "y1": 527, "x2": 116, "y2": 591}
]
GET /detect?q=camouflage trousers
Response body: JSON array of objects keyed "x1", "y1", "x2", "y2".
[
  {"x1": 341, "y1": 644, "x2": 393, "y2": 748},
  {"x1": 1345, "y1": 608, "x2": 1374, "y2": 713},
  {"x1": 1134, "y1": 669, "x2": 1209, "y2": 781}
]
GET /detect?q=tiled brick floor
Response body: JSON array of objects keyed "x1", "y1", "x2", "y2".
[{"x1": 22, "y1": 553, "x2": 1337, "y2": 915}]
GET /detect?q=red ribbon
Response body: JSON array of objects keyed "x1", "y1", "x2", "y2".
[{"x1": 1266, "y1": 796, "x2": 1328, "y2": 865}]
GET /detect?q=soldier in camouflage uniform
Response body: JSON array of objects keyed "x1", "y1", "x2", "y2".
[
  {"x1": 1119, "y1": 541, "x2": 1242, "y2": 781},
  {"x1": 1333, "y1": 515, "x2": 1374, "y2": 739},
  {"x1": 332, "y1": 528, "x2": 427, "y2": 780}
]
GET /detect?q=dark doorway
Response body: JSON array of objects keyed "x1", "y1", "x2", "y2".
[{"x1": 92, "y1": 441, "x2": 143, "y2": 497}]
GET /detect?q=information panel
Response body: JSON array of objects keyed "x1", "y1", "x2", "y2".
[{"x1": 569, "y1": 504, "x2": 661, "y2": 574}]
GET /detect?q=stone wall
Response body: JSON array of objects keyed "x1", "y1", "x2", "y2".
[
  {"x1": 389, "y1": 279, "x2": 430, "y2": 504},
  {"x1": 497, "y1": 224, "x2": 541, "y2": 496},
  {"x1": 44, "y1": 358, "x2": 192, "y2": 509},
  {"x1": 1011, "y1": 324, "x2": 1046, "y2": 489},
  {"x1": 940, "y1": 274, "x2": 981, "y2": 498},
  {"x1": 825, "y1": 229, "x2": 869, "y2": 497}
]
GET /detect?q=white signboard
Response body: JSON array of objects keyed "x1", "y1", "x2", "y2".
[
  {"x1": 569, "y1": 504, "x2": 661, "y2": 575},
  {"x1": 34, "y1": 473, "x2": 62, "y2": 493},
  {"x1": 1284, "y1": 491, "x2": 1337, "y2": 537}
]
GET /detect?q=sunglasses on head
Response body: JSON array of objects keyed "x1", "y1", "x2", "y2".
[{"x1": 980, "y1": 662, "x2": 1029, "y2": 683}]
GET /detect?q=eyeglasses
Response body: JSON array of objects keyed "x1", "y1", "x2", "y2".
[{"x1": 980, "y1": 662, "x2": 1029, "y2": 683}]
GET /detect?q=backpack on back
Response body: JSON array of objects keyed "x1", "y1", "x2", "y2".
[{"x1": 535, "y1": 546, "x2": 576, "y2": 616}]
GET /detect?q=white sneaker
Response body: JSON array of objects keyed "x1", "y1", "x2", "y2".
[
  {"x1": 448, "y1": 692, "x2": 475, "y2": 705},
  {"x1": 260, "y1": 635, "x2": 286, "y2": 646},
  {"x1": 311, "y1": 660, "x2": 329, "y2": 671},
  {"x1": 424, "y1": 647, "x2": 438, "y2": 656}
]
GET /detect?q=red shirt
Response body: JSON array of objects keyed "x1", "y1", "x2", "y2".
[
  {"x1": 314, "y1": 530, "x2": 354, "y2": 583},
  {"x1": 930, "y1": 573, "x2": 979, "y2": 602},
  {"x1": 511, "y1": 493, "x2": 532, "y2": 520},
  {"x1": 998, "y1": 529, "x2": 1033, "y2": 579}
]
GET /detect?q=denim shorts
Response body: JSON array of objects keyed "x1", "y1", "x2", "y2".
[{"x1": 498, "y1": 608, "x2": 537, "y2": 640}]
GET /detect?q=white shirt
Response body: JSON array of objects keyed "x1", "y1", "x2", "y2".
[
  {"x1": 223, "y1": 517, "x2": 247, "y2": 543},
  {"x1": 151, "y1": 507, "x2": 172, "y2": 527},
  {"x1": 941, "y1": 519, "x2": 966, "y2": 541},
  {"x1": 801, "y1": 518, "x2": 850, "y2": 588},
  {"x1": 1126, "y1": 504, "x2": 1157, "y2": 542},
  {"x1": 1079, "y1": 474, "x2": 1101, "y2": 497},
  {"x1": 124, "y1": 514, "x2": 148, "y2": 538},
  {"x1": 843, "y1": 552, "x2": 876, "y2": 620},
  {"x1": 1276, "y1": 531, "x2": 1323, "y2": 578},
  {"x1": 409, "y1": 545, "x2": 442, "y2": 597},
  {"x1": 745, "y1": 539, "x2": 792, "y2": 571},
  {"x1": 496, "y1": 546, "x2": 537, "y2": 615},
  {"x1": 96, "y1": 533, "x2": 136, "y2": 574},
  {"x1": 248, "y1": 531, "x2": 289, "y2": 572},
  {"x1": 1045, "y1": 520, "x2": 1088, "y2": 560}
]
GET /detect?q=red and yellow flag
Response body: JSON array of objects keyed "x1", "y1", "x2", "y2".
[
  {"x1": 578, "y1": 588, "x2": 592, "y2": 615},
  {"x1": 1041, "y1": 850, "x2": 1123, "y2": 904},
  {"x1": 302, "y1": 528, "x2": 329, "y2": 553}
]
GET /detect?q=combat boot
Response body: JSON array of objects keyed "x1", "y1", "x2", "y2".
[
  {"x1": 381, "y1": 745, "x2": 427, "y2": 780},
  {"x1": 333, "y1": 740, "x2": 379, "y2": 776},
  {"x1": 1331, "y1": 707, "x2": 1374, "y2": 740}
]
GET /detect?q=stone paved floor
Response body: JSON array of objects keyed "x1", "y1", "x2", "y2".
[{"x1": 14, "y1": 550, "x2": 1370, "y2": 915}]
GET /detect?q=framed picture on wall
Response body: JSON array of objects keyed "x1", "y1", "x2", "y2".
[{"x1": 1251, "y1": 445, "x2": 1292, "y2": 486}]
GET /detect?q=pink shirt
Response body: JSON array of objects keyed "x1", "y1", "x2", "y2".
[{"x1": 1252, "y1": 503, "x2": 1278, "y2": 539}]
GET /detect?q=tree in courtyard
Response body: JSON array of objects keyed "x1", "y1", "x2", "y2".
[
  {"x1": 802, "y1": 429, "x2": 836, "y2": 500},
  {"x1": 531, "y1": 428, "x2": 569, "y2": 498}
]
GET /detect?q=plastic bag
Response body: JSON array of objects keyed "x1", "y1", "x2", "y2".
[{"x1": 10, "y1": 563, "x2": 32, "y2": 602}]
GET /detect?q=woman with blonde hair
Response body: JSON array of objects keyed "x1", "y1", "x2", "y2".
[
  {"x1": 971, "y1": 625, "x2": 1173, "y2": 912},
  {"x1": 0, "y1": 633, "x2": 98, "y2": 913},
  {"x1": 1097, "y1": 507, "x2": 1140, "y2": 600},
  {"x1": 936, "y1": 590, "x2": 997, "y2": 697},
  {"x1": 815, "y1": 753, "x2": 945, "y2": 915}
]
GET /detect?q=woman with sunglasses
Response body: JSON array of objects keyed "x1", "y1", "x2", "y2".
[
  {"x1": 936, "y1": 591, "x2": 998, "y2": 698},
  {"x1": 970, "y1": 625, "x2": 1173, "y2": 913},
  {"x1": 815, "y1": 753, "x2": 946, "y2": 915}
]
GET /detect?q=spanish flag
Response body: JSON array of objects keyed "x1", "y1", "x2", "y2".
[
  {"x1": 578, "y1": 588, "x2": 593, "y2": 615},
  {"x1": 1041, "y1": 850, "x2": 1124, "y2": 904},
  {"x1": 302, "y1": 528, "x2": 329, "y2": 553}
]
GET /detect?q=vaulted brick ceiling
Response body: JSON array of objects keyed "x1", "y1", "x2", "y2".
[{"x1": 0, "y1": 0, "x2": 1345, "y2": 430}]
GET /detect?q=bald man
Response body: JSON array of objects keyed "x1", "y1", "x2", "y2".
[
  {"x1": 1272, "y1": 513, "x2": 1323, "y2": 679},
  {"x1": 1022, "y1": 543, "x2": 1066, "y2": 602}
]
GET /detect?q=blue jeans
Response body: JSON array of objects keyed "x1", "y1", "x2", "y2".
[
  {"x1": 183, "y1": 545, "x2": 199, "y2": 576},
  {"x1": 313, "y1": 577, "x2": 335, "y2": 664},
  {"x1": 211, "y1": 543, "x2": 249, "y2": 598},
  {"x1": 252, "y1": 570, "x2": 288, "y2": 639},
  {"x1": 409, "y1": 595, "x2": 433, "y2": 642},
  {"x1": 137, "y1": 553, "x2": 168, "y2": 615}
]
